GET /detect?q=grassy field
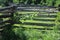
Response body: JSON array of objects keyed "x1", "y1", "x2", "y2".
[{"x1": 12, "y1": 11, "x2": 60, "y2": 40}]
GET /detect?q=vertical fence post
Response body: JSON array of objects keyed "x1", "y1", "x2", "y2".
[{"x1": 10, "y1": 5, "x2": 16, "y2": 25}]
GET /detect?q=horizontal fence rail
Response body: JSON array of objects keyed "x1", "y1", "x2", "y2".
[
  {"x1": 0, "y1": 5, "x2": 59, "y2": 13},
  {"x1": 17, "y1": 7, "x2": 59, "y2": 12}
]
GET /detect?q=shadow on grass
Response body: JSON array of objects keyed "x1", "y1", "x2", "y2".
[{"x1": 2, "y1": 25, "x2": 26, "y2": 40}]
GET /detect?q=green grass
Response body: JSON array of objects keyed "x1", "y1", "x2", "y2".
[
  {"x1": 12, "y1": 11, "x2": 60, "y2": 40},
  {"x1": 13, "y1": 27, "x2": 60, "y2": 40},
  {"x1": 13, "y1": 24, "x2": 53, "y2": 29},
  {"x1": 20, "y1": 20, "x2": 55, "y2": 24}
]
